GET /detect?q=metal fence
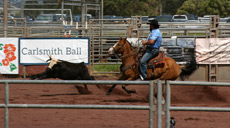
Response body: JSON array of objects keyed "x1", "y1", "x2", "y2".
[
  {"x1": 1, "y1": 79, "x2": 230, "y2": 128},
  {"x1": 2, "y1": 19, "x2": 230, "y2": 77},
  {"x1": 165, "y1": 80, "x2": 230, "y2": 128},
  {"x1": 3, "y1": 20, "x2": 230, "y2": 38},
  {"x1": 0, "y1": 80, "x2": 156, "y2": 128}
]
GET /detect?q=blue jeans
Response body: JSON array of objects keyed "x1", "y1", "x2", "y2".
[{"x1": 139, "y1": 48, "x2": 159, "y2": 79}]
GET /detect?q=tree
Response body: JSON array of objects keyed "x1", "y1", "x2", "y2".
[
  {"x1": 24, "y1": 1, "x2": 41, "y2": 18},
  {"x1": 177, "y1": 0, "x2": 230, "y2": 17},
  {"x1": 161, "y1": 0, "x2": 187, "y2": 15},
  {"x1": 207, "y1": 0, "x2": 230, "y2": 17},
  {"x1": 103, "y1": 0, "x2": 159, "y2": 16},
  {"x1": 56, "y1": 0, "x2": 161, "y2": 17}
]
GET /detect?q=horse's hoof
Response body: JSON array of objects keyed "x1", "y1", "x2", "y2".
[
  {"x1": 130, "y1": 90, "x2": 136, "y2": 93},
  {"x1": 106, "y1": 92, "x2": 111, "y2": 96}
]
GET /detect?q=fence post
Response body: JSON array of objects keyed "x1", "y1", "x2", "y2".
[
  {"x1": 157, "y1": 80, "x2": 162, "y2": 128},
  {"x1": 165, "y1": 81, "x2": 171, "y2": 128},
  {"x1": 5, "y1": 82, "x2": 9, "y2": 128},
  {"x1": 149, "y1": 81, "x2": 154, "y2": 128}
]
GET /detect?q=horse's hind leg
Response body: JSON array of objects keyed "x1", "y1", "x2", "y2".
[
  {"x1": 106, "y1": 84, "x2": 117, "y2": 96},
  {"x1": 122, "y1": 85, "x2": 136, "y2": 94}
]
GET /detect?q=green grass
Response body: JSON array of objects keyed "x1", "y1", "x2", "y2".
[
  {"x1": 188, "y1": 33, "x2": 206, "y2": 36},
  {"x1": 92, "y1": 64, "x2": 121, "y2": 72}
]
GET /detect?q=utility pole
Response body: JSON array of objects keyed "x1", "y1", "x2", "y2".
[
  {"x1": 194, "y1": 0, "x2": 199, "y2": 17},
  {"x1": 158, "y1": 0, "x2": 162, "y2": 15},
  {"x1": 61, "y1": 0, "x2": 64, "y2": 21},
  {"x1": 3, "y1": 0, "x2": 8, "y2": 37},
  {"x1": 81, "y1": 0, "x2": 86, "y2": 25},
  {"x1": 101, "y1": 0, "x2": 103, "y2": 20},
  {"x1": 21, "y1": 0, "x2": 24, "y2": 18}
]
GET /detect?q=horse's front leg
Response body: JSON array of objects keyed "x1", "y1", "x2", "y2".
[
  {"x1": 106, "y1": 84, "x2": 117, "y2": 96},
  {"x1": 121, "y1": 77, "x2": 136, "y2": 94},
  {"x1": 122, "y1": 85, "x2": 136, "y2": 94},
  {"x1": 106, "y1": 75, "x2": 126, "y2": 96}
]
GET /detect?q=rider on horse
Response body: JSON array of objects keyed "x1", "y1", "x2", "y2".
[{"x1": 139, "y1": 19, "x2": 162, "y2": 80}]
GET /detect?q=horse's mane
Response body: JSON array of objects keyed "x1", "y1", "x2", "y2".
[{"x1": 123, "y1": 38, "x2": 140, "y2": 59}]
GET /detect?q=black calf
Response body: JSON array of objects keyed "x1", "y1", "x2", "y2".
[{"x1": 30, "y1": 56, "x2": 94, "y2": 93}]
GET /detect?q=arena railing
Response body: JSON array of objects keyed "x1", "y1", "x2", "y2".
[
  {"x1": 165, "y1": 80, "x2": 230, "y2": 128},
  {"x1": 1, "y1": 79, "x2": 230, "y2": 128},
  {"x1": 0, "y1": 80, "x2": 158, "y2": 128}
]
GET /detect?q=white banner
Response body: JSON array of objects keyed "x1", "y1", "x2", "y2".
[
  {"x1": 20, "y1": 38, "x2": 89, "y2": 65},
  {"x1": 0, "y1": 38, "x2": 19, "y2": 74},
  {"x1": 196, "y1": 38, "x2": 230, "y2": 64}
]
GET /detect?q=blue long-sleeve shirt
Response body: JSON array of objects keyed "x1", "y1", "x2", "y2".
[{"x1": 147, "y1": 29, "x2": 162, "y2": 49}]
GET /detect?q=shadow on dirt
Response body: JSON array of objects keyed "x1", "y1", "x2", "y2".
[
  {"x1": 40, "y1": 93, "x2": 86, "y2": 97},
  {"x1": 103, "y1": 99, "x2": 147, "y2": 103}
]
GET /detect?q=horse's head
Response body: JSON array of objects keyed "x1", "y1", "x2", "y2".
[{"x1": 108, "y1": 37, "x2": 127, "y2": 55}]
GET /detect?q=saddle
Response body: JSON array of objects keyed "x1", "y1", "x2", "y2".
[
  {"x1": 147, "y1": 51, "x2": 165, "y2": 69},
  {"x1": 120, "y1": 50, "x2": 165, "y2": 73}
]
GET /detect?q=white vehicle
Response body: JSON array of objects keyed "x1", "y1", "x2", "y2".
[
  {"x1": 34, "y1": 14, "x2": 66, "y2": 23},
  {"x1": 198, "y1": 17, "x2": 209, "y2": 22},
  {"x1": 55, "y1": 14, "x2": 67, "y2": 21},
  {"x1": 198, "y1": 15, "x2": 218, "y2": 23},
  {"x1": 172, "y1": 15, "x2": 188, "y2": 22}
]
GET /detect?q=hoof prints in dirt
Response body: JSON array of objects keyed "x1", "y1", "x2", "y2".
[
  {"x1": 75, "y1": 85, "x2": 93, "y2": 94},
  {"x1": 184, "y1": 117, "x2": 200, "y2": 121},
  {"x1": 40, "y1": 93, "x2": 81, "y2": 97},
  {"x1": 202, "y1": 86, "x2": 226, "y2": 102}
]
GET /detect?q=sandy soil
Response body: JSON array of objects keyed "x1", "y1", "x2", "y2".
[{"x1": 0, "y1": 75, "x2": 230, "y2": 128}]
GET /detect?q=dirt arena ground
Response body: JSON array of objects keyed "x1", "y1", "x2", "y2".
[{"x1": 0, "y1": 75, "x2": 230, "y2": 128}]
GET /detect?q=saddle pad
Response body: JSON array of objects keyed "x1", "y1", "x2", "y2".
[{"x1": 147, "y1": 52, "x2": 165, "y2": 68}]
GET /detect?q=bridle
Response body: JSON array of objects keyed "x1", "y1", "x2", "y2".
[
  {"x1": 110, "y1": 39, "x2": 127, "y2": 59},
  {"x1": 112, "y1": 39, "x2": 139, "y2": 58},
  {"x1": 113, "y1": 39, "x2": 127, "y2": 54},
  {"x1": 111, "y1": 39, "x2": 141, "y2": 75}
]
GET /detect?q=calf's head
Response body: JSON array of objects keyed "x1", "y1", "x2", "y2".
[{"x1": 47, "y1": 55, "x2": 60, "y2": 69}]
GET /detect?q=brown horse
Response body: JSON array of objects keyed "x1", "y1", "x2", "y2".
[{"x1": 107, "y1": 37, "x2": 197, "y2": 95}]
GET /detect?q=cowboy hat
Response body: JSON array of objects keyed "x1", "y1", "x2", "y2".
[{"x1": 147, "y1": 19, "x2": 160, "y2": 26}]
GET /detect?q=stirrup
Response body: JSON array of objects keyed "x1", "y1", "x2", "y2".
[{"x1": 140, "y1": 75, "x2": 144, "y2": 80}]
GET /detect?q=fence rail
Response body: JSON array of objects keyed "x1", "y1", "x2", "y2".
[
  {"x1": 2, "y1": 20, "x2": 230, "y2": 78},
  {"x1": 1, "y1": 79, "x2": 230, "y2": 128},
  {"x1": 165, "y1": 80, "x2": 230, "y2": 128},
  {"x1": 0, "y1": 80, "x2": 155, "y2": 128},
  {"x1": 1, "y1": 21, "x2": 230, "y2": 38}
]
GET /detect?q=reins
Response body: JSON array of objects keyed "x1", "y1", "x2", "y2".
[
  {"x1": 113, "y1": 40, "x2": 141, "y2": 74},
  {"x1": 120, "y1": 48, "x2": 139, "y2": 59},
  {"x1": 114, "y1": 40, "x2": 139, "y2": 59}
]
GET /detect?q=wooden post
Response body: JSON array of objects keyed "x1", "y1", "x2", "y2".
[{"x1": 3, "y1": 0, "x2": 8, "y2": 37}]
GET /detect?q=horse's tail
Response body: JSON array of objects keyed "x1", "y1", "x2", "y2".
[{"x1": 180, "y1": 54, "x2": 197, "y2": 80}]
